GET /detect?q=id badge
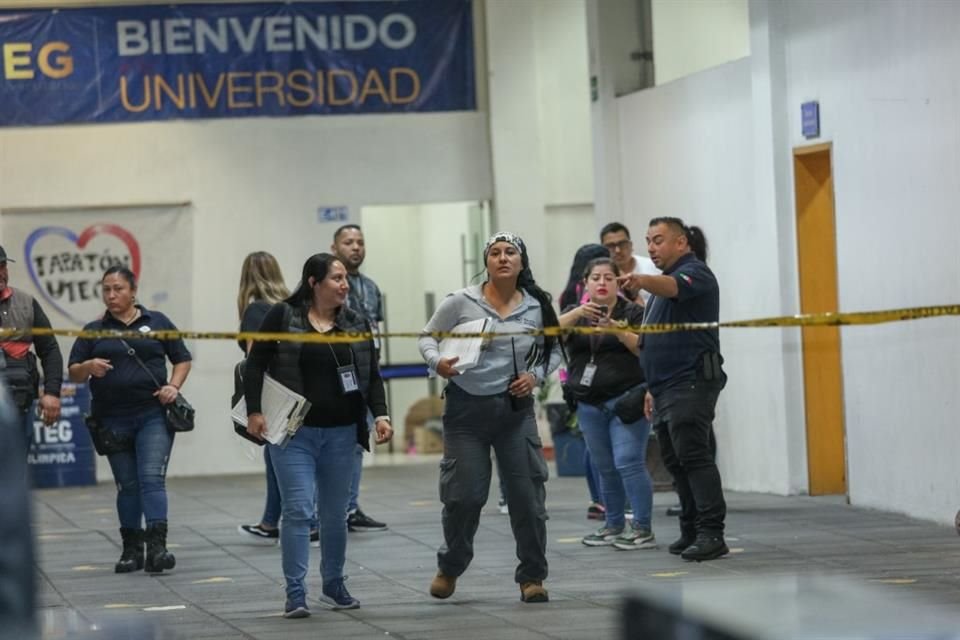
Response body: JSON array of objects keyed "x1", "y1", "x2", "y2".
[
  {"x1": 580, "y1": 363, "x2": 598, "y2": 388},
  {"x1": 337, "y1": 365, "x2": 360, "y2": 394}
]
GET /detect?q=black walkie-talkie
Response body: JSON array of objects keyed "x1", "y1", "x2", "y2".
[{"x1": 509, "y1": 337, "x2": 522, "y2": 411}]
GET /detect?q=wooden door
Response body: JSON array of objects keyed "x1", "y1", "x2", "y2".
[{"x1": 794, "y1": 144, "x2": 847, "y2": 495}]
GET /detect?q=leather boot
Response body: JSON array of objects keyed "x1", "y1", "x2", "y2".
[
  {"x1": 114, "y1": 528, "x2": 144, "y2": 573},
  {"x1": 144, "y1": 522, "x2": 176, "y2": 573}
]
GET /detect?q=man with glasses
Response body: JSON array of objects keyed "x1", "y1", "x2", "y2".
[{"x1": 600, "y1": 223, "x2": 659, "y2": 305}]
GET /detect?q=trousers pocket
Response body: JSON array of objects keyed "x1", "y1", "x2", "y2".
[
  {"x1": 438, "y1": 457, "x2": 458, "y2": 504},
  {"x1": 525, "y1": 436, "x2": 549, "y2": 483}
]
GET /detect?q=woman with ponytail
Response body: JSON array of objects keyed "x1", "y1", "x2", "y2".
[{"x1": 418, "y1": 232, "x2": 563, "y2": 604}]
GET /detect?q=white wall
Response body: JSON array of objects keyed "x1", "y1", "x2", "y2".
[
  {"x1": 361, "y1": 201, "x2": 484, "y2": 449},
  {"x1": 485, "y1": 0, "x2": 594, "y2": 280},
  {"x1": 616, "y1": 58, "x2": 799, "y2": 494},
  {"x1": 0, "y1": 113, "x2": 492, "y2": 477},
  {"x1": 652, "y1": 0, "x2": 751, "y2": 85},
  {"x1": 609, "y1": 0, "x2": 960, "y2": 524},
  {"x1": 779, "y1": 0, "x2": 960, "y2": 523}
]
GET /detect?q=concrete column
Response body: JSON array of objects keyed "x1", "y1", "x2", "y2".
[
  {"x1": 586, "y1": 0, "x2": 625, "y2": 228},
  {"x1": 749, "y1": 0, "x2": 808, "y2": 494},
  {"x1": 484, "y1": 0, "x2": 549, "y2": 277}
]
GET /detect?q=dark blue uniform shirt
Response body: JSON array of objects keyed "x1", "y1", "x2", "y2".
[
  {"x1": 641, "y1": 253, "x2": 721, "y2": 395},
  {"x1": 68, "y1": 306, "x2": 192, "y2": 417}
]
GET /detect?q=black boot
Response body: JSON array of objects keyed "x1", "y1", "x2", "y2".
[
  {"x1": 115, "y1": 528, "x2": 144, "y2": 573},
  {"x1": 680, "y1": 533, "x2": 729, "y2": 562},
  {"x1": 668, "y1": 529, "x2": 697, "y2": 555},
  {"x1": 144, "y1": 522, "x2": 176, "y2": 574}
]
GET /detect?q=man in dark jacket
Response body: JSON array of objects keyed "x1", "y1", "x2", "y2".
[
  {"x1": 620, "y1": 218, "x2": 728, "y2": 562},
  {"x1": 331, "y1": 225, "x2": 389, "y2": 533},
  {"x1": 0, "y1": 245, "x2": 64, "y2": 450}
]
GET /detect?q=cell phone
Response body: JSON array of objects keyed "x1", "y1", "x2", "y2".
[{"x1": 597, "y1": 304, "x2": 609, "y2": 315}]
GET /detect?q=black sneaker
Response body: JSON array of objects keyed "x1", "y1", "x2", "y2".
[
  {"x1": 666, "y1": 505, "x2": 682, "y2": 517},
  {"x1": 238, "y1": 523, "x2": 279, "y2": 545},
  {"x1": 680, "y1": 534, "x2": 729, "y2": 562},
  {"x1": 320, "y1": 578, "x2": 360, "y2": 610},
  {"x1": 283, "y1": 594, "x2": 310, "y2": 619},
  {"x1": 668, "y1": 532, "x2": 696, "y2": 555},
  {"x1": 347, "y1": 509, "x2": 388, "y2": 532}
]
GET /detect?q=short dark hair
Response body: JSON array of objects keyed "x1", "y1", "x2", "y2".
[
  {"x1": 599, "y1": 222, "x2": 630, "y2": 240},
  {"x1": 648, "y1": 217, "x2": 709, "y2": 263},
  {"x1": 333, "y1": 224, "x2": 362, "y2": 243},
  {"x1": 102, "y1": 265, "x2": 137, "y2": 289}
]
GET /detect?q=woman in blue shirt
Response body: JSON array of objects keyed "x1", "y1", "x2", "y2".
[{"x1": 68, "y1": 266, "x2": 192, "y2": 575}]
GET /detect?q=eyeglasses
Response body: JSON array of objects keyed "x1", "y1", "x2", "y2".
[{"x1": 603, "y1": 240, "x2": 632, "y2": 252}]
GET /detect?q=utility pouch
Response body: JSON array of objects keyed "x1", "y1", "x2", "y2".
[
  {"x1": 84, "y1": 414, "x2": 135, "y2": 456},
  {"x1": 700, "y1": 352, "x2": 723, "y2": 381}
]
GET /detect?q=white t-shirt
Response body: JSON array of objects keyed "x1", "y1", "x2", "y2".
[{"x1": 632, "y1": 254, "x2": 661, "y2": 304}]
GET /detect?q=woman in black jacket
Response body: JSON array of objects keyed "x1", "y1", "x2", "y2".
[
  {"x1": 244, "y1": 253, "x2": 393, "y2": 619},
  {"x1": 559, "y1": 257, "x2": 655, "y2": 551}
]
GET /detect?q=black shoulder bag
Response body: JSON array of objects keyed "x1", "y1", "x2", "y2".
[{"x1": 118, "y1": 338, "x2": 195, "y2": 433}]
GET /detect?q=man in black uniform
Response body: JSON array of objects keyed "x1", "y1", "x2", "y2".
[
  {"x1": 0, "y1": 246, "x2": 63, "y2": 450},
  {"x1": 619, "y1": 218, "x2": 728, "y2": 562}
]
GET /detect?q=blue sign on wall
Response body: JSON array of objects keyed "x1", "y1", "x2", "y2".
[
  {"x1": 0, "y1": 0, "x2": 475, "y2": 127},
  {"x1": 28, "y1": 383, "x2": 97, "y2": 489},
  {"x1": 801, "y1": 100, "x2": 820, "y2": 139}
]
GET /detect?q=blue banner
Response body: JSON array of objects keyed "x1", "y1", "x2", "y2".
[{"x1": 0, "y1": 1, "x2": 474, "y2": 126}]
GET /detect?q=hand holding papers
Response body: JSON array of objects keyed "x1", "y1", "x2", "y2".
[
  {"x1": 231, "y1": 374, "x2": 312, "y2": 447},
  {"x1": 438, "y1": 318, "x2": 489, "y2": 374}
]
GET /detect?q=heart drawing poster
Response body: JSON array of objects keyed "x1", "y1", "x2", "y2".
[{"x1": 0, "y1": 206, "x2": 193, "y2": 342}]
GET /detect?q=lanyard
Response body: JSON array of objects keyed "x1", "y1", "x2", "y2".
[{"x1": 325, "y1": 340, "x2": 354, "y2": 367}]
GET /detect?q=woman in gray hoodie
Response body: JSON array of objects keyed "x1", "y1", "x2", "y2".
[{"x1": 419, "y1": 231, "x2": 562, "y2": 604}]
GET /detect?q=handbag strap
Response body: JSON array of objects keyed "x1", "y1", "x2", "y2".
[{"x1": 117, "y1": 337, "x2": 163, "y2": 391}]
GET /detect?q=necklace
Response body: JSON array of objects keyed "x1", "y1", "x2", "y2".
[
  {"x1": 308, "y1": 308, "x2": 335, "y2": 333},
  {"x1": 117, "y1": 307, "x2": 140, "y2": 325}
]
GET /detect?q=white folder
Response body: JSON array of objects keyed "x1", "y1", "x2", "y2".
[
  {"x1": 231, "y1": 374, "x2": 312, "y2": 447},
  {"x1": 438, "y1": 318, "x2": 489, "y2": 373}
]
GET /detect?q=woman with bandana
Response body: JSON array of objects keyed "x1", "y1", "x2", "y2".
[{"x1": 418, "y1": 232, "x2": 563, "y2": 604}]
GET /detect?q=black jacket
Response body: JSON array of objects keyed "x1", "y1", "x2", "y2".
[
  {"x1": 563, "y1": 297, "x2": 646, "y2": 406},
  {"x1": 245, "y1": 302, "x2": 386, "y2": 450}
]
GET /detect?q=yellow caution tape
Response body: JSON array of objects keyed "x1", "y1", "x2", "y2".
[{"x1": 0, "y1": 304, "x2": 956, "y2": 343}]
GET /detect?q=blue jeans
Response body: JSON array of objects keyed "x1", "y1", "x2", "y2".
[
  {"x1": 104, "y1": 406, "x2": 173, "y2": 529},
  {"x1": 269, "y1": 426, "x2": 356, "y2": 599},
  {"x1": 577, "y1": 393, "x2": 653, "y2": 529},
  {"x1": 347, "y1": 413, "x2": 373, "y2": 513},
  {"x1": 348, "y1": 444, "x2": 363, "y2": 513},
  {"x1": 261, "y1": 446, "x2": 318, "y2": 530},
  {"x1": 584, "y1": 450, "x2": 603, "y2": 504}
]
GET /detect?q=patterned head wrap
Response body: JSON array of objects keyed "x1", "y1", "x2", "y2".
[{"x1": 483, "y1": 231, "x2": 526, "y2": 261}]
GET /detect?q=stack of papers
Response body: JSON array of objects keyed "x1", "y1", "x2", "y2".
[
  {"x1": 231, "y1": 374, "x2": 312, "y2": 447},
  {"x1": 439, "y1": 318, "x2": 489, "y2": 373}
]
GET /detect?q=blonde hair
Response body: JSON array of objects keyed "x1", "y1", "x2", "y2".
[{"x1": 237, "y1": 251, "x2": 290, "y2": 318}]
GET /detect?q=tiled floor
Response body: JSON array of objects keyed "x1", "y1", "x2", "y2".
[{"x1": 33, "y1": 460, "x2": 960, "y2": 639}]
